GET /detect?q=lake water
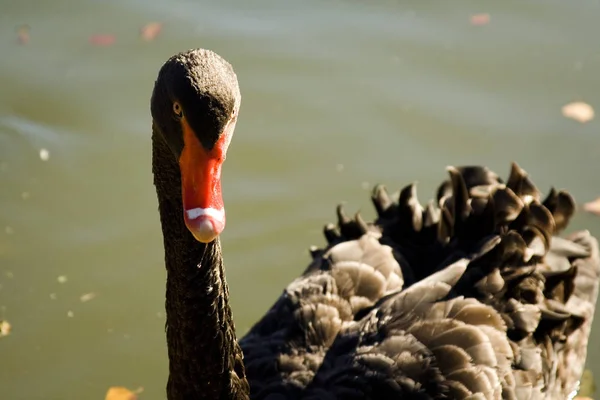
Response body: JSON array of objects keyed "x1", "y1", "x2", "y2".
[{"x1": 1, "y1": 0, "x2": 600, "y2": 398}]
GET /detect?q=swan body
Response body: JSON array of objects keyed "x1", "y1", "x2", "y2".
[{"x1": 150, "y1": 48, "x2": 600, "y2": 400}]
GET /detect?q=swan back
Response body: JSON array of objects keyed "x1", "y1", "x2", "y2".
[{"x1": 240, "y1": 163, "x2": 599, "y2": 399}]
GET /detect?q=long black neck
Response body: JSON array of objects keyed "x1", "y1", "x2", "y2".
[{"x1": 152, "y1": 125, "x2": 249, "y2": 400}]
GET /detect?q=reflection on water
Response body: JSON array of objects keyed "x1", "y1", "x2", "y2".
[{"x1": 1, "y1": 0, "x2": 600, "y2": 398}]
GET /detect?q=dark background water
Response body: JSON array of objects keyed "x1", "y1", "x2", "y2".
[{"x1": 1, "y1": 0, "x2": 600, "y2": 398}]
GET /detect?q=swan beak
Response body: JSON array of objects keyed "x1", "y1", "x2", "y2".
[{"x1": 178, "y1": 118, "x2": 230, "y2": 243}]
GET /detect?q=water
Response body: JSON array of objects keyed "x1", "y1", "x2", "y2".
[{"x1": 1, "y1": 0, "x2": 600, "y2": 398}]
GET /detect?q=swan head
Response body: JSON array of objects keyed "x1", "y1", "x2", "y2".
[{"x1": 151, "y1": 49, "x2": 241, "y2": 243}]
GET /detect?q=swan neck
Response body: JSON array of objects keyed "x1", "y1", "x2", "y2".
[{"x1": 152, "y1": 126, "x2": 249, "y2": 400}]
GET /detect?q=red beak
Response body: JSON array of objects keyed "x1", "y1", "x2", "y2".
[{"x1": 178, "y1": 118, "x2": 232, "y2": 243}]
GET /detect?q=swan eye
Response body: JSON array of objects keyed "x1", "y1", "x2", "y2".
[{"x1": 173, "y1": 102, "x2": 183, "y2": 118}]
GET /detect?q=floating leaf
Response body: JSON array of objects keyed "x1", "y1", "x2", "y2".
[
  {"x1": 0, "y1": 320, "x2": 11, "y2": 338},
  {"x1": 583, "y1": 197, "x2": 600, "y2": 216},
  {"x1": 470, "y1": 13, "x2": 490, "y2": 26},
  {"x1": 16, "y1": 24, "x2": 30, "y2": 45},
  {"x1": 140, "y1": 22, "x2": 163, "y2": 41},
  {"x1": 57, "y1": 275, "x2": 68, "y2": 284},
  {"x1": 562, "y1": 101, "x2": 594, "y2": 123},
  {"x1": 39, "y1": 148, "x2": 50, "y2": 161},
  {"x1": 89, "y1": 34, "x2": 116, "y2": 47},
  {"x1": 80, "y1": 292, "x2": 97, "y2": 302},
  {"x1": 105, "y1": 386, "x2": 143, "y2": 400}
]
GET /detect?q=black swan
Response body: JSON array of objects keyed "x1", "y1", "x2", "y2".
[{"x1": 150, "y1": 48, "x2": 600, "y2": 400}]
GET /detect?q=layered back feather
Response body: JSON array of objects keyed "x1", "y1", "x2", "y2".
[{"x1": 239, "y1": 163, "x2": 599, "y2": 399}]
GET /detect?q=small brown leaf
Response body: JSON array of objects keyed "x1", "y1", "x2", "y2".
[
  {"x1": 584, "y1": 197, "x2": 600, "y2": 216},
  {"x1": 140, "y1": 22, "x2": 163, "y2": 41},
  {"x1": 105, "y1": 386, "x2": 143, "y2": 400},
  {"x1": 470, "y1": 13, "x2": 490, "y2": 26},
  {"x1": 562, "y1": 101, "x2": 595, "y2": 123},
  {"x1": 89, "y1": 34, "x2": 116, "y2": 47},
  {"x1": 80, "y1": 292, "x2": 97, "y2": 302},
  {"x1": 16, "y1": 24, "x2": 30, "y2": 45},
  {"x1": 0, "y1": 320, "x2": 11, "y2": 338}
]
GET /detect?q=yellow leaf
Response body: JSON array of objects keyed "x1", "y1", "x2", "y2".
[
  {"x1": 0, "y1": 320, "x2": 11, "y2": 338},
  {"x1": 562, "y1": 101, "x2": 595, "y2": 123},
  {"x1": 105, "y1": 386, "x2": 143, "y2": 400}
]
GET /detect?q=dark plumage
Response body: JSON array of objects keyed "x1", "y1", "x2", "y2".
[{"x1": 151, "y1": 48, "x2": 600, "y2": 400}]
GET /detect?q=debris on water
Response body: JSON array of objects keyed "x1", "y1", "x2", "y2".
[
  {"x1": 562, "y1": 101, "x2": 594, "y2": 123},
  {"x1": 583, "y1": 197, "x2": 600, "y2": 216},
  {"x1": 336, "y1": 163, "x2": 344, "y2": 172},
  {"x1": 140, "y1": 22, "x2": 163, "y2": 41},
  {"x1": 67, "y1": 310, "x2": 74, "y2": 318},
  {"x1": 16, "y1": 24, "x2": 30, "y2": 44},
  {"x1": 57, "y1": 275, "x2": 68, "y2": 284},
  {"x1": 39, "y1": 148, "x2": 50, "y2": 161},
  {"x1": 0, "y1": 320, "x2": 11, "y2": 338},
  {"x1": 49, "y1": 293, "x2": 57, "y2": 300},
  {"x1": 470, "y1": 13, "x2": 490, "y2": 26},
  {"x1": 80, "y1": 292, "x2": 97, "y2": 303},
  {"x1": 89, "y1": 34, "x2": 116, "y2": 47},
  {"x1": 105, "y1": 386, "x2": 143, "y2": 400}
]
